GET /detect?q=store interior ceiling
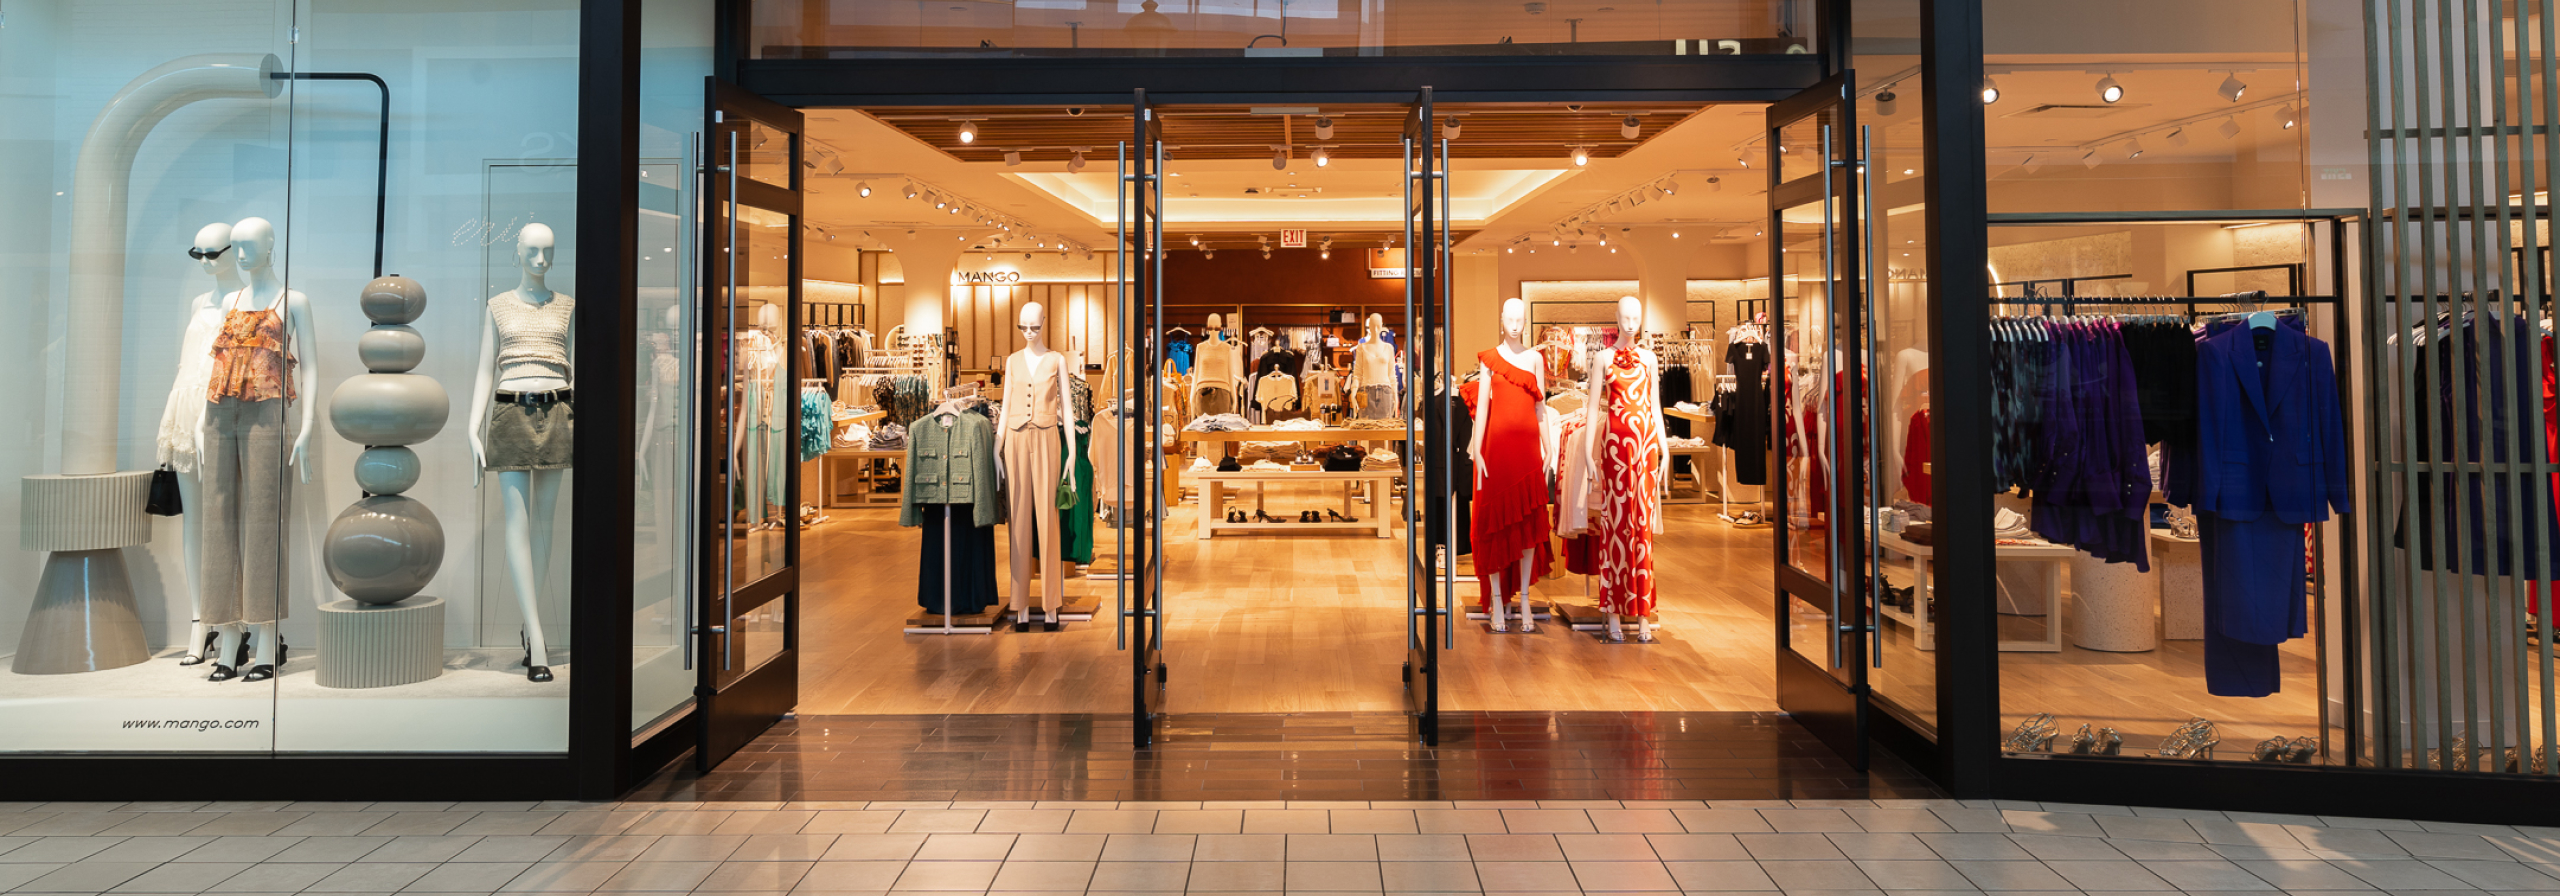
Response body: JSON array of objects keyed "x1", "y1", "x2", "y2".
[{"x1": 796, "y1": 59, "x2": 2303, "y2": 259}]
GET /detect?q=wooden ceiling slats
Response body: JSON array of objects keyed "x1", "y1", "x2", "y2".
[{"x1": 858, "y1": 102, "x2": 1702, "y2": 163}]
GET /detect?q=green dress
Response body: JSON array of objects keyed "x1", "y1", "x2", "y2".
[{"x1": 1058, "y1": 419, "x2": 1095, "y2": 564}]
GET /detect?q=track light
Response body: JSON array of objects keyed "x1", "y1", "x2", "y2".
[
  {"x1": 1981, "y1": 76, "x2": 2001, "y2": 104},
  {"x1": 2165, "y1": 128, "x2": 2189, "y2": 148},
  {"x1": 1315, "y1": 117, "x2": 1334, "y2": 140},
  {"x1": 1068, "y1": 149, "x2": 1088, "y2": 173},
  {"x1": 1707, "y1": 176, "x2": 1723, "y2": 192},
  {"x1": 957, "y1": 120, "x2": 977, "y2": 143},
  {"x1": 1572, "y1": 146, "x2": 1589, "y2": 166},
  {"x1": 2021, "y1": 153, "x2": 2044, "y2": 173},
  {"x1": 903, "y1": 183, "x2": 919, "y2": 200},
  {"x1": 934, "y1": 194, "x2": 949, "y2": 209},
  {"x1": 1444, "y1": 115, "x2": 1461, "y2": 138},
  {"x1": 1621, "y1": 115, "x2": 1642, "y2": 139},
  {"x1": 1205, "y1": 249, "x2": 1215, "y2": 259},
  {"x1": 1874, "y1": 89, "x2": 1898, "y2": 117},
  {"x1": 855, "y1": 181, "x2": 872, "y2": 198},
  {"x1": 948, "y1": 204, "x2": 960, "y2": 215},
  {"x1": 1661, "y1": 177, "x2": 1679, "y2": 195},
  {"x1": 2217, "y1": 73, "x2": 2248, "y2": 103},
  {"x1": 2081, "y1": 150, "x2": 2103, "y2": 169},
  {"x1": 1272, "y1": 147, "x2": 1289, "y2": 170},
  {"x1": 1262, "y1": 249, "x2": 1272, "y2": 260},
  {"x1": 1738, "y1": 154, "x2": 1751, "y2": 168},
  {"x1": 2278, "y1": 104, "x2": 2298, "y2": 128},
  {"x1": 1313, "y1": 147, "x2": 1330, "y2": 167},
  {"x1": 2218, "y1": 116, "x2": 2242, "y2": 139},
  {"x1": 2094, "y1": 74, "x2": 2124, "y2": 103},
  {"x1": 1003, "y1": 149, "x2": 1023, "y2": 166},
  {"x1": 1321, "y1": 249, "x2": 1330, "y2": 260},
  {"x1": 2125, "y1": 137, "x2": 2145, "y2": 159}
]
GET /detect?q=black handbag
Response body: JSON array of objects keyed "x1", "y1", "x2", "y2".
[{"x1": 145, "y1": 464, "x2": 183, "y2": 516}]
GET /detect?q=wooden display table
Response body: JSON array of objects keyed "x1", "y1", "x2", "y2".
[
  {"x1": 1172, "y1": 426, "x2": 1394, "y2": 499},
  {"x1": 1875, "y1": 530, "x2": 2073, "y2": 652},
  {"x1": 819, "y1": 446, "x2": 906, "y2": 508},
  {"x1": 1195, "y1": 468, "x2": 1396, "y2": 539}
]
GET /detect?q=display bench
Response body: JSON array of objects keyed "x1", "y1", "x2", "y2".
[
  {"x1": 1172, "y1": 426, "x2": 1400, "y2": 499},
  {"x1": 1875, "y1": 530, "x2": 2071, "y2": 652},
  {"x1": 1661, "y1": 406, "x2": 1719, "y2": 505},
  {"x1": 1196, "y1": 469, "x2": 1396, "y2": 538}
]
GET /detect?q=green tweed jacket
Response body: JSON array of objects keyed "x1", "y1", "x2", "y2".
[{"x1": 899, "y1": 408, "x2": 1006, "y2": 529}]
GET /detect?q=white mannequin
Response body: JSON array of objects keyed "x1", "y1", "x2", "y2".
[
  {"x1": 637, "y1": 304, "x2": 683, "y2": 478},
  {"x1": 162, "y1": 223, "x2": 240, "y2": 664},
  {"x1": 468, "y1": 223, "x2": 573, "y2": 681},
  {"x1": 206, "y1": 217, "x2": 318, "y2": 679},
  {"x1": 996, "y1": 302, "x2": 1081, "y2": 627},
  {"x1": 727, "y1": 303, "x2": 785, "y2": 531},
  {"x1": 1350, "y1": 313, "x2": 1399, "y2": 450},
  {"x1": 1582, "y1": 296, "x2": 1672, "y2": 643},
  {"x1": 1472, "y1": 298, "x2": 1549, "y2": 633}
]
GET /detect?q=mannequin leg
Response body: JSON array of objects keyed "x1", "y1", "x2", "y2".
[
  {"x1": 1487, "y1": 573, "x2": 1508, "y2": 632},
  {"x1": 240, "y1": 621, "x2": 282, "y2": 681},
  {"x1": 527, "y1": 469, "x2": 566, "y2": 666},
  {"x1": 177, "y1": 471, "x2": 211, "y2": 662},
  {"x1": 209, "y1": 623, "x2": 244, "y2": 680},
  {"x1": 499, "y1": 471, "x2": 556, "y2": 680},
  {"x1": 1515, "y1": 553, "x2": 1536, "y2": 633},
  {"x1": 1604, "y1": 612, "x2": 1625, "y2": 642}
]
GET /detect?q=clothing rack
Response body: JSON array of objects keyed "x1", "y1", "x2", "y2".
[{"x1": 1983, "y1": 293, "x2": 2342, "y2": 316}]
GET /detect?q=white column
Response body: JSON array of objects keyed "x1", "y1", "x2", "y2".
[
  {"x1": 1624, "y1": 227, "x2": 1688, "y2": 337},
  {"x1": 876, "y1": 230, "x2": 969, "y2": 336}
]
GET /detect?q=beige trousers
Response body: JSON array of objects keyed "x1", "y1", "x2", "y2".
[{"x1": 1004, "y1": 424, "x2": 1065, "y2": 614}]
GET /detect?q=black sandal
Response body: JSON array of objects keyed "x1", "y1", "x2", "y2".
[{"x1": 1328, "y1": 509, "x2": 1358, "y2": 523}]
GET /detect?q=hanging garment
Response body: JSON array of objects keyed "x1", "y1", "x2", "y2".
[
  {"x1": 915, "y1": 503, "x2": 1002, "y2": 617},
  {"x1": 1594, "y1": 348, "x2": 1665, "y2": 617},
  {"x1": 1660, "y1": 361, "x2": 1694, "y2": 477},
  {"x1": 799, "y1": 388, "x2": 830, "y2": 462},
  {"x1": 1167, "y1": 339, "x2": 1195, "y2": 376},
  {"x1": 1901, "y1": 409, "x2": 1932, "y2": 506},
  {"x1": 1470, "y1": 350, "x2": 1553, "y2": 608},
  {"x1": 1555, "y1": 414, "x2": 1599, "y2": 575},
  {"x1": 1424, "y1": 385, "x2": 1474, "y2": 557},
  {"x1": 2024, "y1": 319, "x2": 2152, "y2": 570},
  {"x1": 1723, "y1": 341, "x2": 1771, "y2": 485},
  {"x1": 2191, "y1": 321, "x2": 2351, "y2": 697},
  {"x1": 1057, "y1": 419, "x2": 1095, "y2": 564},
  {"x1": 157, "y1": 305, "x2": 227, "y2": 473}
]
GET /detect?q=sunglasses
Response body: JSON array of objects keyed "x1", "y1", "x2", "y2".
[{"x1": 187, "y1": 245, "x2": 233, "y2": 260}]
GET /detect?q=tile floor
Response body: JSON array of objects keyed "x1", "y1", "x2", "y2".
[{"x1": 5, "y1": 798, "x2": 2560, "y2": 895}]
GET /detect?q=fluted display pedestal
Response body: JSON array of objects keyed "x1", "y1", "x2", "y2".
[
  {"x1": 316, "y1": 597, "x2": 445, "y2": 689},
  {"x1": 14, "y1": 471, "x2": 155, "y2": 674}
]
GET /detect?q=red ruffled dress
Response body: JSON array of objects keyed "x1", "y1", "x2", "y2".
[{"x1": 1472, "y1": 349, "x2": 1554, "y2": 607}]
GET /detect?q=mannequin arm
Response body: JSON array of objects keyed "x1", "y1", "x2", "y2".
[
  {"x1": 468, "y1": 304, "x2": 498, "y2": 488},
  {"x1": 1468, "y1": 376, "x2": 1490, "y2": 490},
  {"x1": 287, "y1": 292, "x2": 319, "y2": 482},
  {"x1": 1581, "y1": 362, "x2": 1605, "y2": 489},
  {"x1": 993, "y1": 366, "x2": 1012, "y2": 481},
  {"x1": 1059, "y1": 356, "x2": 1081, "y2": 485}
]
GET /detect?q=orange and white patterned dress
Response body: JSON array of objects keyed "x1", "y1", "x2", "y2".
[{"x1": 1595, "y1": 346, "x2": 1664, "y2": 617}]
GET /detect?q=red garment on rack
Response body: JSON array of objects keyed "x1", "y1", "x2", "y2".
[
  {"x1": 1471, "y1": 350, "x2": 1555, "y2": 608},
  {"x1": 1902, "y1": 409, "x2": 1933, "y2": 506}
]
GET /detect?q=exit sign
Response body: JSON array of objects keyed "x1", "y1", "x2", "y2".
[{"x1": 1280, "y1": 229, "x2": 1307, "y2": 248}]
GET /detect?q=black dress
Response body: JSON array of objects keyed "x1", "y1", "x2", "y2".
[{"x1": 1724, "y1": 341, "x2": 1772, "y2": 485}]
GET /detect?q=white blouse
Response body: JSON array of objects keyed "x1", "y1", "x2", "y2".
[{"x1": 155, "y1": 305, "x2": 226, "y2": 472}]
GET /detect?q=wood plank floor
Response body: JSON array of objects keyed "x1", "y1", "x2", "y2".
[{"x1": 794, "y1": 480, "x2": 2328, "y2": 762}]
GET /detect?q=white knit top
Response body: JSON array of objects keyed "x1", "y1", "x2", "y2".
[
  {"x1": 155, "y1": 304, "x2": 227, "y2": 472},
  {"x1": 491, "y1": 290, "x2": 575, "y2": 388}
]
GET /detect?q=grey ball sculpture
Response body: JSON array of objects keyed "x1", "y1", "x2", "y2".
[{"x1": 323, "y1": 275, "x2": 450, "y2": 605}]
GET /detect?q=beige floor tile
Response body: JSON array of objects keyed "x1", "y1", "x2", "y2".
[
  {"x1": 1584, "y1": 810, "x2": 1683, "y2": 834},
  {"x1": 1154, "y1": 811, "x2": 1245, "y2": 835},
  {"x1": 1497, "y1": 811, "x2": 1594, "y2": 834},
  {"x1": 545, "y1": 837, "x2": 661, "y2": 863},
  {"x1": 1196, "y1": 835, "x2": 1287, "y2": 862},
  {"x1": 696, "y1": 862, "x2": 815, "y2": 892},
  {"x1": 799, "y1": 814, "x2": 901, "y2": 836},
  {"x1": 1099, "y1": 835, "x2": 1196, "y2": 863},
  {"x1": 632, "y1": 835, "x2": 746, "y2": 864},
  {"x1": 1555, "y1": 834, "x2": 1657, "y2": 862},
  {"x1": 1087, "y1": 861, "x2": 1189, "y2": 891},
  {"x1": 1186, "y1": 861, "x2": 1286, "y2": 891},
  {"x1": 592, "y1": 861, "x2": 719, "y2": 892},
  {"x1": 1285, "y1": 861, "x2": 1383, "y2": 891},
  {"x1": 1004, "y1": 835, "x2": 1107, "y2": 863},
  {"x1": 886, "y1": 860, "x2": 999, "y2": 891},
  {"x1": 820, "y1": 836, "x2": 929, "y2": 863},
  {"x1": 1241, "y1": 811, "x2": 1331, "y2": 835},
  {"x1": 1465, "y1": 835, "x2": 1563, "y2": 863},
  {"x1": 1752, "y1": 860, "x2": 1872, "y2": 892},
  {"x1": 402, "y1": 860, "x2": 536, "y2": 892},
  {"x1": 793, "y1": 861, "x2": 906, "y2": 891},
  {"x1": 1285, "y1": 835, "x2": 1377, "y2": 862},
  {"x1": 1661, "y1": 860, "x2": 1778, "y2": 892},
  {"x1": 1671, "y1": 810, "x2": 1775, "y2": 834},
  {"x1": 913, "y1": 834, "x2": 1015, "y2": 862},
  {"x1": 883, "y1": 812, "x2": 985, "y2": 835},
  {"x1": 1414, "y1": 812, "x2": 1507, "y2": 835},
  {"x1": 1375, "y1": 835, "x2": 1471, "y2": 862},
  {"x1": 497, "y1": 862, "x2": 629, "y2": 893},
  {"x1": 1327, "y1": 812, "x2": 1417, "y2": 835},
  {"x1": 974, "y1": 811, "x2": 1070, "y2": 835},
  {"x1": 987, "y1": 861, "x2": 1097, "y2": 891},
  {"x1": 1469, "y1": 861, "x2": 1580, "y2": 892},
  {"x1": 1381, "y1": 860, "x2": 1480, "y2": 892},
  {"x1": 1064, "y1": 811, "x2": 1159, "y2": 835},
  {"x1": 729, "y1": 835, "x2": 842, "y2": 863}
]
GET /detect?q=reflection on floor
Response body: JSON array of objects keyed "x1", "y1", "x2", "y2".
[
  {"x1": 634, "y1": 711, "x2": 1943, "y2": 802},
  {"x1": 796, "y1": 482, "x2": 1783, "y2": 716}
]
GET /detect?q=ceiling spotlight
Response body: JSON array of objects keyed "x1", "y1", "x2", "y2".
[
  {"x1": 958, "y1": 120, "x2": 977, "y2": 143},
  {"x1": 934, "y1": 195, "x2": 949, "y2": 209},
  {"x1": 1707, "y1": 176, "x2": 1723, "y2": 192},
  {"x1": 1444, "y1": 115, "x2": 1461, "y2": 138},
  {"x1": 2217, "y1": 72, "x2": 2248, "y2": 103},
  {"x1": 1262, "y1": 249, "x2": 1272, "y2": 260},
  {"x1": 1190, "y1": 234, "x2": 1201, "y2": 246},
  {"x1": 1205, "y1": 249, "x2": 1216, "y2": 259},
  {"x1": 902, "y1": 183, "x2": 919, "y2": 200},
  {"x1": 2125, "y1": 137, "x2": 2145, "y2": 159},
  {"x1": 1272, "y1": 147, "x2": 1289, "y2": 170},
  {"x1": 2278, "y1": 104, "x2": 2298, "y2": 128},
  {"x1": 1506, "y1": 246, "x2": 1514, "y2": 253},
  {"x1": 1738, "y1": 154, "x2": 1751, "y2": 168},
  {"x1": 948, "y1": 205, "x2": 960, "y2": 215},
  {"x1": 1874, "y1": 89, "x2": 1899, "y2": 117},
  {"x1": 1024, "y1": 252, "x2": 1033, "y2": 260},
  {"x1": 1981, "y1": 76, "x2": 2001, "y2": 104},
  {"x1": 1572, "y1": 146, "x2": 1590, "y2": 166},
  {"x1": 2081, "y1": 149, "x2": 2103, "y2": 169},
  {"x1": 2094, "y1": 74, "x2": 2124, "y2": 103},
  {"x1": 2165, "y1": 128, "x2": 2189, "y2": 148},
  {"x1": 1068, "y1": 149, "x2": 1088, "y2": 172},
  {"x1": 1315, "y1": 117, "x2": 1334, "y2": 140},
  {"x1": 2021, "y1": 153, "x2": 2045, "y2": 173},
  {"x1": 1662, "y1": 177, "x2": 1679, "y2": 195},
  {"x1": 855, "y1": 181, "x2": 872, "y2": 198},
  {"x1": 2218, "y1": 116, "x2": 2242, "y2": 139},
  {"x1": 1621, "y1": 115, "x2": 1642, "y2": 139},
  {"x1": 1003, "y1": 149, "x2": 1023, "y2": 166},
  {"x1": 1313, "y1": 146, "x2": 1330, "y2": 167},
  {"x1": 1321, "y1": 249, "x2": 1330, "y2": 260}
]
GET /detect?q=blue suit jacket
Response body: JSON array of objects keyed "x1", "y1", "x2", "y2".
[{"x1": 2192, "y1": 324, "x2": 2353, "y2": 523}]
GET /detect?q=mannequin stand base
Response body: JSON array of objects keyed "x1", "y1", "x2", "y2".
[
  {"x1": 1552, "y1": 603, "x2": 1664, "y2": 633},
  {"x1": 1481, "y1": 623, "x2": 1548, "y2": 635},
  {"x1": 1051, "y1": 597, "x2": 1100, "y2": 622},
  {"x1": 903, "y1": 608, "x2": 999, "y2": 635},
  {"x1": 1464, "y1": 602, "x2": 1553, "y2": 622},
  {"x1": 1011, "y1": 609, "x2": 1065, "y2": 633},
  {"x1": 1588, "y1": 629, "x2": 1662, "y2": 645},
  {"x1": 317, "y1": 597, "x2": 446, "y2": 689},
  {"x1": 13, "y1": 548, "x2": 150, "y2": 674}
]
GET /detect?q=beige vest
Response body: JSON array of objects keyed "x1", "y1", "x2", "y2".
[{"x1": 1005, "y1": 349, "x2": 1066, "y2": 430}]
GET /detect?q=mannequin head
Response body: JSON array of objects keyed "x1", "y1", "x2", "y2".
[
  {"x1": 1019, "y1": 301, "x2": 1048, "y2": 350},
  {"x1": 192, "y1": 222, "x2": 237, "y2": 282},
  {"x1": 1499, "y1": 298, "x2": 1526, "y2": 343},
  {"x1": 663, "y1": 304, "x2": 683, "y2": 330},
  {"x1": 518, "y1": 223, "x2": 555, "y2": 281},
  {"x1": 1616, "y1": 295, "x2": 1643, "y2": 342},
  {"x1": 1365, "y1": 312, "x2": 1383, "y2": 338},
  {"x1": 1207, "y1": 312, "x2": 1223, "y2": 332},
  {"x1": 755, "y1": 303, "x2": 781, "y2": 330},
  {"x1": 232, "y1": 217, "x2": 277, "y2": 275}
]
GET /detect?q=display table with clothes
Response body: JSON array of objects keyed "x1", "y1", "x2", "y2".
[
  {"x1": 1169, "y1": 426, "x2": 1399, "y2": 500},
  {"x1": 1876, "y1": 529, "x2": 2073, "y2": 652}
]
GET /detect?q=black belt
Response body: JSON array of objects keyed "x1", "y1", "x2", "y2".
[{"x1": 496, "y1": 388, "x2": 573, "y2": 406}]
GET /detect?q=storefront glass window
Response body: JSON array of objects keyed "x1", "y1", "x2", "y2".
[
  {"x1": 745, "y1": 0, "x2": 1816, "y2": 59},
  {"x1": 0, "y1": 0, "x2": 584, "y2": 753}
]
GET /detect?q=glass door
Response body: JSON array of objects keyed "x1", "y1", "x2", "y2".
[
  {"x1": 1767, "y1": 73, "x2": 1876, "y2": 768},
  {"x1": 696, "y1": 78, "x2": 804, "y2": 771},
  {"x1": 1119, "y1": 89, "x2": 1170, "y2": 748},
  {"x1": 1403, "y1": 88, "x2": 1455, "y2": 746}
]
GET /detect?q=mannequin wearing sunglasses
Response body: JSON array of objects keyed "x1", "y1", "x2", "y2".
[
  {"x1": 156, "y1": 222, "x2": 241, "y2": 665},
  {"x1": 196, "y1": 216, "x2": 319, "y2": 683}
]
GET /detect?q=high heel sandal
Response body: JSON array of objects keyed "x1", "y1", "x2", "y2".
[
  {"x1": 522, "y1": 631, "x2": 554, "y2": 683},
  {"x1": 1327, "y1": 509, "x2": 1358, "y2": 523},
  {"x1": 2154, "y1": 718, "x2": 2220, "y2": 760},
  {"x1": 2066, "y1": 723, "x2": 2099, "y2": 755},
  {"x1": 2283, "y1": 737, "x2": 2318, "y2": 764},
  {"x1": 2251, "y1": 736, "x2": 2290, "y2": 762},
  {"x1": 242, "y1": 630, "x2": 277, "y2": 683},
  {"x1": 1254, "y1": 510, "x2": 1282, "y2": 524},
  {"x1": 2002, "y1": 713, "x2": 2059, "y2": 753},
  {"x1": 178, "y1": 629, "x2": 217, "y2": 667}
]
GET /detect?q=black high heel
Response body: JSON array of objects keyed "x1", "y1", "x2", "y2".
[
  {"x1": 1328, "y1": 509, "x2": 1358, "y2": 523},
  {"x1": 522, "y1": 631, "x2": 554, "y2": 683},
  {"x1": 178, "y1": 629, "x2": 217, "y2": 666}
]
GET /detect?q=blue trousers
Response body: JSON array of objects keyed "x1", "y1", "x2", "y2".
[{"x1": 2198, "y1": 513, "x2": 2309, "y2": 697}]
